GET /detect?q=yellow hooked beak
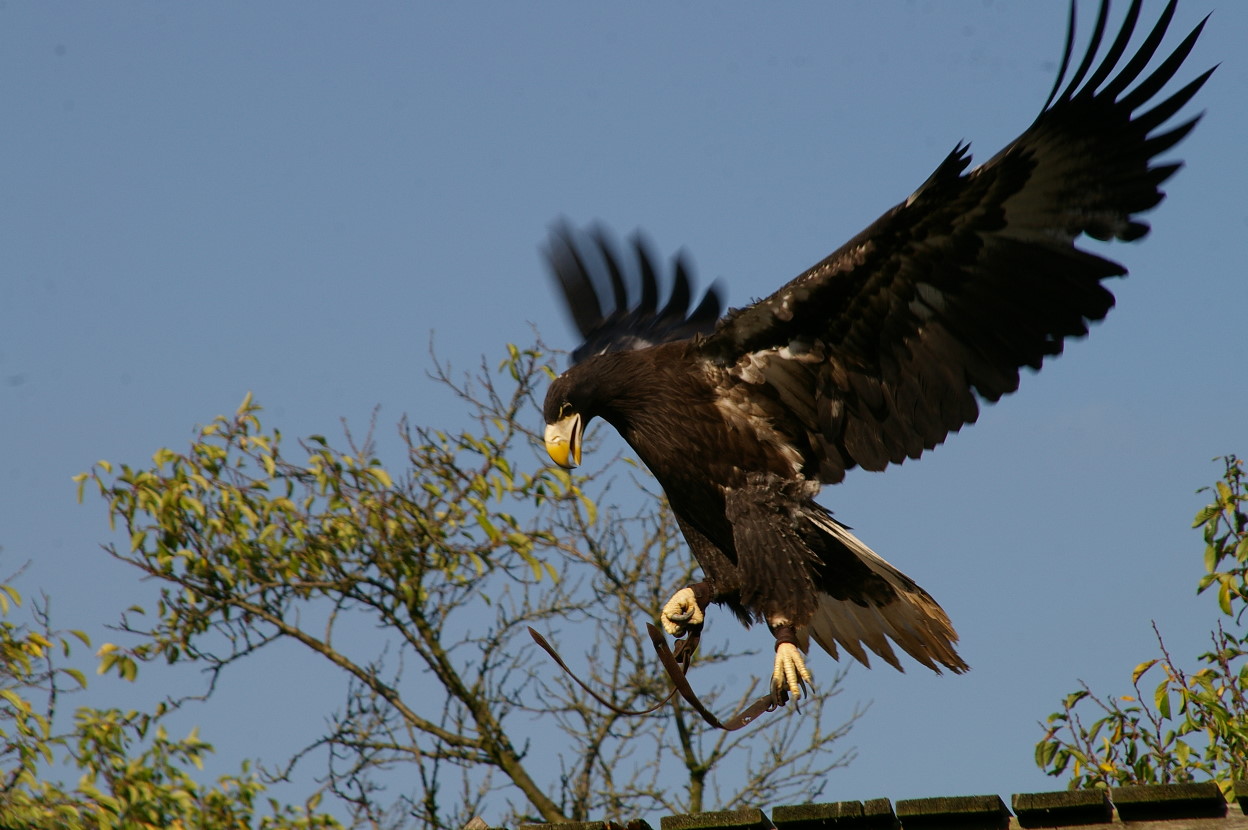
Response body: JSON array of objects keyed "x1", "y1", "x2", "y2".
[{"x1": 544, "y1": 412, "x2": 583, "y2": 469}]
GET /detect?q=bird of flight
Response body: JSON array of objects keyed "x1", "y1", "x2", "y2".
[{"x1": 542, "y1": 0, "x2": 1213, "y2": 705}]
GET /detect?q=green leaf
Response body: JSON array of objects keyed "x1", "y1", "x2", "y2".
[
  {"x1": 0, "y1": 688, "x2": 31, "y2": 712},
  {"x1": 1133, "y1": 659, "x2": 1159, "y2": 684},
  {"x1": 1193, "y1": 503, "x2": 1220, "y2": 528},
  {"x1": 73, "y1": 472, "x2": 89, "y2": 504},
  {"x1": 0, "y1": 586, "x2": 15, "y2": 615},
  {"x1": 370, "y1": 467, "x2": 393, "y2": 488},
  {"x1": 1205, "y1": 543, "x2": 1220, "y2": 574},
  {"x1": 477, "y1": 515, "x2": 498, "y2": 542},
  {"x1": 1035, "y1": 739, "x2": 1057, "y2": 767},
  {"x1": 1154, "y1": 680, "x2": 1172, "y2": 720},
  {"x1": 97, "y1": 652, "x2": 115, "y2": 676}
]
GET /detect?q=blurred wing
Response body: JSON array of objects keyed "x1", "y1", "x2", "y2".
[
  {"x1": 700, "y1": 0, "x2": 1213, "y2": 484},
  {"x1": 546, "y1": 222, "x2": 724, "y2": 365}
]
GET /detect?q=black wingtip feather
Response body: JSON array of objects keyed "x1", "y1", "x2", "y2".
[
  {"x1": 546, "y1": 221, "x2": 604, "y2": 339},
  {"x1": 1141, "y1": 116, "x2": 1202, "y2": 160},
  {"x1": 1119, "y1": 13, "x2": 1209, "y2": 111},
  {"x1": 1042, "y1": 0, "x2": 1082, "y2": 113},
  {"x1": 546, "y1": 223, "x2": 725, "y2": 364},
  {"x1": 631, "y1": 233, "x2": 660, "y2": 316},
  {"x1": 1098, "y1": 0, "x2": 1178, "y2": 101},
  {"x1": 1132, "y1": 67, "x2": 1215, "y2": 135},
  {"x1": 1057, "y1": 0, "x2": 1117, "y2": 107},
  {"x1": 589, "y1": 225, "x2": 631, "y2": 315},
  {"x1": 691, "y1": 283, "x2": 724, "y2": 329},
  {"x1": 1080, "y1": 0, "x2": 1142, "y2": 99}
]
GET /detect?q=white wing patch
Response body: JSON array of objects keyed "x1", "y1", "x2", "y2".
[
  {"x1": 709, "y1": 356, "x2": 808, "y2": 478},
  {"x1": 710, "y1": 343, "x2": 831, "y2": 479}
]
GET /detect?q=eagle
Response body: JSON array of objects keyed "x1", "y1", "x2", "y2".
[{"x1": 541, "y1": 0, "x2": 1212, "y2": 702}]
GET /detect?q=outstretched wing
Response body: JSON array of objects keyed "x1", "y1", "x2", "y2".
[
  {"x1": 699, "y1": 0, "x2": 1213, "y2": 484},
  {"x1": 546, "y1": 222, "x2": 724, "y2": 365}
]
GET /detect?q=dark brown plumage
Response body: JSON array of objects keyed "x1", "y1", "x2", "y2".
[{"x1": 541, "y1": 0, "x2": 1212, "y2": 698}]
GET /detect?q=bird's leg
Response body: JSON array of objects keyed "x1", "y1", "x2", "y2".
[
  {"x1": 661, "y1": 581, "x2": 712, "y2": 638},
  {"x1": 769, "y1": 618, "x2": 812, "y2": 701}
]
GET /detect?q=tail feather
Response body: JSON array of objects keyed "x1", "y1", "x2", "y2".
[{"x1": 805, "y1": 509, "x2": 968, "y2": 674}]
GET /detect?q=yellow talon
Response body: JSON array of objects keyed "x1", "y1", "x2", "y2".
[
  {"x1": 661, "y1": 587, "x2": 703, "y2": 636},
  {"x1": 772, "y1": 642, "x2": 813, "y2": 699}
]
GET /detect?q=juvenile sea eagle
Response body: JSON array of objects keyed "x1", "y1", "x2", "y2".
[{"x1": 542, "y1": 0, "x2": 1212, "y2": 701}]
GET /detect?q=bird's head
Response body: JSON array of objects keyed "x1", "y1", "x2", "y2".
[{"x1": 542, "y1": 373, "x2": 587, "y2": 469}]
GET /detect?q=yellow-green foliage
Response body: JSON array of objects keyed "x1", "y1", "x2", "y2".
[
  {"x1": 74, "y1": 348, "x2": 581, "y2": 682},
  {"x1": 0, "y1": 581, "x2": 340, "y2": 829},
  {"x1": 1036, "y1": 456, "x2": 1248, "y2": 802}
]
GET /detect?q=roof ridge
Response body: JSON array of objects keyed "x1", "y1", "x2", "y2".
[{"x1": 506, "y1": 780, "x2": 1248, "y2": 830}]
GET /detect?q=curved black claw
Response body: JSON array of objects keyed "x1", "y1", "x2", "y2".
[{"x1": 666, "y1": 608, "x2": 698, "y2": 625}]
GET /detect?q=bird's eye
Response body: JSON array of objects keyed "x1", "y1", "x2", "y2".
[{"x1": 559, "y1": 402, "x2": 571, "y2": 419}]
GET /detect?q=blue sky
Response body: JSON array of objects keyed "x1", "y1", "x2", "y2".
[{"x1": 2, "y1": 0, "x2": 1245, "y2": 822}]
